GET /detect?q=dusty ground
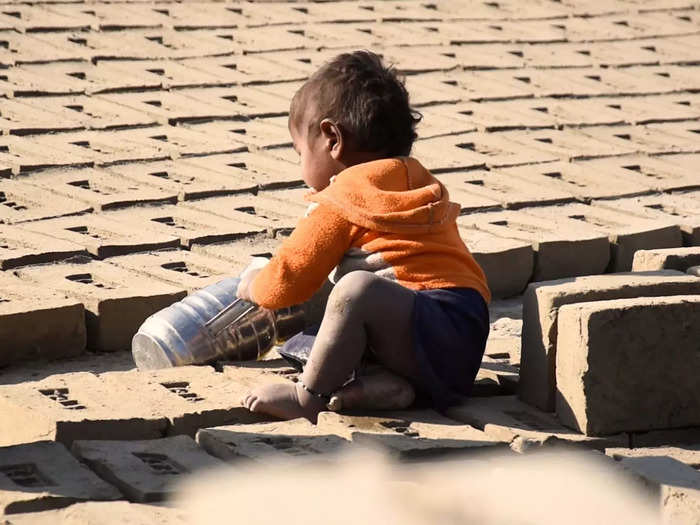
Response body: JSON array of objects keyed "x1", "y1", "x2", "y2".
[{"x1": 1, "y1": 0, "x2": 699, "y2": 522}]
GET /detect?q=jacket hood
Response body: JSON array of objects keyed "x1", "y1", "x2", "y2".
[{"x1": 307, "y1": 157, "x2": 460, "y2": 234}]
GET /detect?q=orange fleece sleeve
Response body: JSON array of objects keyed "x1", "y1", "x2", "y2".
[{"x1": 250, "y1": 204, "x2": 362, "y2": 310}]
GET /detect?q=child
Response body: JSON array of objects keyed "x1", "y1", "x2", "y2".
[{"x1": 237, "y1": 51, "x2": 490, "y2": 423}]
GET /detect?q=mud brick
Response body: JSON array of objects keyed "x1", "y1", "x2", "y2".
[
  {"x1": 102, "y1": 59, "x2": 229, "y2": 91},
  {"x1": 633, "y1": 247, "x2": 700, "y2": 273},
  {"x1": 0, "y1": 4, "x2": 91, "y2": 32},
  {"x1": 105, "y1": 204, "x2": 263, "y2": 248},
  {"x1": 611, "y1": 456, "x2": 700, "y2": 525},
  {"x1": 0, "y1": 97, "x2": 85, "y2": 136},
  {"x1": 292, "y1": 23, "x2": 379, "y2": 50},
  {"x1": 24, "y1": 167, "x2": 177, "y2": 211},
  {"x1": 579, "y1": 124, "x2": 700, "y2": 156},
  {"x1": 187, "y1": 151, "x2": 300, "y2": 191},
  {"x1": 0, "y1": 372, "x2": 168, "y2": 446},
  {"x1": 445, "y1": 396, "x2": 627, "y2": 451},
  {"x1": 649, "y1": 122, "x2": 700, "y2": 150},
  {"x1": 6, "y1": 501, "x2": 189, "y2": 524},
  {"x1": 402, "y1": 73, "x2": 464, "y2": 106},
  {"x1": 317, "y1": 411, "x2": 506, "y2": 459},
  {"x1": 505, "y1": 127, "x2": 636, "y2": 161},
  {"x1": 0, "y1": 441, "x2": 121, "y2": 514},
  {"x1": 413, "y1": 132, "x2": 554, "y2": 173},
  {"x1": 232, "y1": 25, "x2": 310, "y2": 53},
  {"x1": 20, "y1": 214, "x2": 179, "y2": 258},
  {"x1": 523, "y1": 202, "x2": 683, "y2": 271},
  {"x1": 578, "y1": 154, "x2": 700, "y2": 193},
  {"x1": 458, "y1": 226, "x2": 533, "y2": 299},
  {"x1": 607, "y1": 445, "x2": 700, "y2": 469},
  {"x1": 26, "y1": 130, "x2": 165, "y2": 167},
  {"x1": 0, "y1": 135, "x2": 94, "y2": 176},
  {"x1": 0, "y1": 33, "x2": 88, "y2": 67},
  {"x1": 454, "y1": 99, "x2": 558, "y2": 132},
  {"x1": 0, "y1": 224, "x2": 86, "y2": 269},
  {"x1": 100, "y1": 365, "x2": 292, "y2": 436},
  {"x1": 436, "y1": 175, "x2": 500, "y2": 213},
  {"x1": 178, "y1": 86, "x2": 290, "y2": 119},
  {"x1": 536, "y1": 98, "x2": 628, "y2": 128},
  {"x1": 236, "y1": 3, "x2": 313, "y2": 26},
  {"x1": 461, "y1": 209, "x2": 610, "y2": 281},
  {"x1": 444, "y1": 43, "x2": 525, "y2": 69},
  {"x1": 72, "y1": 436, "x2": 222, "y2": 503},
  {"x1": 0, "y1": 63, "x2": 87, "y2": 98},
  {"x1": 438, "y1": 169, "x2": 574, "y2": 210},
  {"x1": 183, "y1": 54, "x2": 308, "y2": 85},
  {"x1": 107, "y1": 249, "x2": 235, "y2": 292},
  {"x1": 473, "y1": 68, "x2": 603, "y2": 99},
  {"x1": 556, "y1": 295, "x2": 700, "y2": 436},
  {"x1": 106, "y1": 30, "x2": 238, "y2": 61},
  {"x1": 594, "y1": 193, "x2": 700, "y2": 246},
  {"x1": 499, "y1": 161, "x2": 652, "y2": 202},
  {"x1": 183, "y1": 191, "x2": 306, "y2": 237},
  {"x1": 411, "y1": 105, "x2": 477, "y2": 140},
  {"x1": 86, "y1": 125, "x2": 246, "y2": 162},
  {"x1": 9, "y1": 61, "x2": 158, "y2": 97},
  {"x1": 15, "y1": 259, "x2": 185, "y2": 351},
  {"x1": 519, "y1": 272, "x2": 700, "y2": 412},
  {"x1": 441, "y1": 69, "x2": 536, "y2": 101},
  {"x1": 191, "y1": 236, "x2": 281, "y2": 275},
  {"x1": 197, "y1": 419, "x2": 349, "y2": 463},
  {"x1": 0, "y1": 274, "x2": 85, "y2": 367},
  {"x1": 17, "y1": 94, "x2": 156, "y2": 131},
  {"x1": 97, "y1": 91, "x2": 247, "y2": 126},
  {"x1": 0, "y1": 179, "x2": 92, "y2": 224},
  {"x1": 591, "y1": 94, "x2": 700, "y2": 125},
  {"x1": 106, "y1": 158, "x2": 256, "y2": 201},
  {"x1": 186, "y1": 118, "x2": 291, "y2": 151},
  {"x1": 158, "y1": 2, "x2": 246, "y2": 29}
]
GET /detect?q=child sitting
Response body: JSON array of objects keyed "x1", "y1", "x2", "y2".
[{"x1": 236, "y1": 50, "x2": 490, "y2": 423}]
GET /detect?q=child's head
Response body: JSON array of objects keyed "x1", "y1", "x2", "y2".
[{"x1": 289, "y1": 50, "x2": 422, "y2": 191}]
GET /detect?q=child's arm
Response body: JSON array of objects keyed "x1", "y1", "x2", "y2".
[{"x1": 247, "y1": 204, "x2": 362, "y2": 309}]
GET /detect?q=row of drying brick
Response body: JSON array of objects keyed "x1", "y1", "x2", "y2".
[
  {"x1": 514, "y1": 266, "x2": 700, "y2": 434},
  {"x1": 4, "y1": 90, "x2": 700, "y2": 138},
  {"x1": 1, "y1": 10, "x2": 698, "y2": 60},
  {"x1": 3, "y1": 119, "x2": 699, "y2": 176},
  {"x1": 2, "y1": 149, "x2": 698, "y2": 220},
  {"x1": 4, "y1": 57, "x2": 700, "y2": 103},
  {"x1": 2, "y1": 1, "x2": 697, "y2": 34},
  {"x1": 0, "y1": 178, "x2": 697, "y2": 288},
  {"x1": 1, "y1": 376, "x2": 699, "y2": 518},
  {"x1": 2, "y1": 440, "x2": 700, "y2": 523},
  {"x1": 5, "y1": 35, "x2": 697, "y2": 97}
]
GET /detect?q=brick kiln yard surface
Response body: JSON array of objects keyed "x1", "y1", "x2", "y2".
[{"x1": 1, "y1": 0, "x2": 700, "y2": 522}]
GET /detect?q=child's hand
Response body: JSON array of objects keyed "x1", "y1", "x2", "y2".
[{"x1": 236, "y1": 257, "x2": 269, "y2": 303}]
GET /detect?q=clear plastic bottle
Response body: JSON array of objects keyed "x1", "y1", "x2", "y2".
[{"x1": 131, "y1": 277, "x2": 304, "y2": 370}]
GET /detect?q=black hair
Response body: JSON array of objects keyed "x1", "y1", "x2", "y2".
[{"x1": 290, "y1": 50, "x2": 422, "y2": 157}]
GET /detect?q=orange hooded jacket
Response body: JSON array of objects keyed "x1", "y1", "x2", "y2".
[{"x1": 250, "y1": 157, "x2": 491, "y2": 309}]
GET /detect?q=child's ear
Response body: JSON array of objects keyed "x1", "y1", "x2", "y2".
[{"x1": 319, "y1": 119, "x2": 344, "y2": 160}]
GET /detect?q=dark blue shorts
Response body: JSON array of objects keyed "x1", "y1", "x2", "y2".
[
  {"x1": 278, "y1": 287, "x2": 489, "y2": 412},
  {"x1": 411, "y1": 287, "x2": 489, "y2": 411}
]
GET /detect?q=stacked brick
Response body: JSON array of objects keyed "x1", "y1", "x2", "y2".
[{"x1": 1, "y1": 0, "x2": 700, "y2": 522}]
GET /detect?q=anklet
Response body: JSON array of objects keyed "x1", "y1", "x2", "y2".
[{"x1": 300, "y1": 381, "x2": 342, "y2": 412}]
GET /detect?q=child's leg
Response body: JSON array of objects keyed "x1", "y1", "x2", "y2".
[{"x1": 242, "y1": 271, "x2": 421, "y2": 422}]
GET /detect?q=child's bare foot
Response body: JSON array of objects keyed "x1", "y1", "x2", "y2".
[
  {"x1": 337, "y1": 368, "x2": 415, "y2": 410},
  {"x1": 242, "y1": 382, "x2": 326, "y2": 422}
]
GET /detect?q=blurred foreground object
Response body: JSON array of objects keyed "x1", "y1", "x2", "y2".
[
  {"x1": 132, "y1": 277, "x2": 304, "y2": 370},
  {"x1": 176, "y1": 448, "x2": 660, "y2": 525}
]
